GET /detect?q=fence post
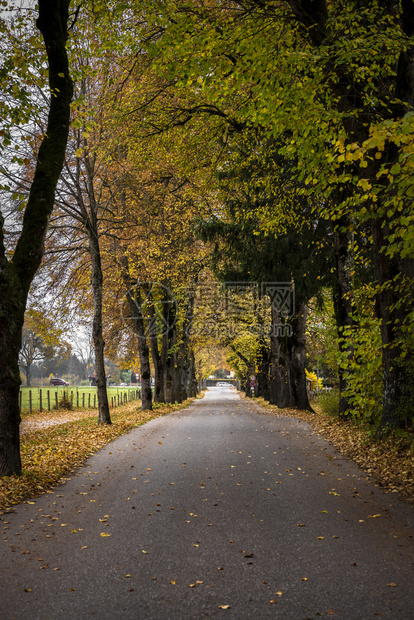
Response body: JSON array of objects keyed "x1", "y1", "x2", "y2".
[
  {"x1": 47, "y1": 390, "x2": 50, "y2": 411},
  {"x1": 76, "y1": 391, "x2": 79, "y2": 408},
  {"x1": 93, "y1": 394, "x2": 96, "y2": 408},
  {"x1": 55, "y1": 391, "x2": 58, "y2": 409},
  {"x1": 39, "y1": 389, "x2": 42, "y2": 413},
  {"x1": 29, "y1": 390, "x2": 32, "y2": 415},
  {"x1": 88, "y1": 393, "x2": 91, "y2": 408},
  {"x1": 82, "y1": 393, "x2": 85, "y2": 408}
]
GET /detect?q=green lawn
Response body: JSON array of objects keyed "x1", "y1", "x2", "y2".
[{"x1": 19, "y1": 385, "x2": 141, "y2": 415}]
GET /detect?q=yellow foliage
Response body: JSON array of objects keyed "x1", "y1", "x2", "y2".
[{"x1": 305, "y1": 369, "x2": 323, "y2": 390}]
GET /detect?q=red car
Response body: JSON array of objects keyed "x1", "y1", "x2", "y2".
[{"x1": 50, "y1": 378, "x2": 69, "y2": 386}]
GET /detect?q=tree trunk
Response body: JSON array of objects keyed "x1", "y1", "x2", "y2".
[
  {"x1": 255, "y1": 338, "x2": 270, "y2": 400},
  {"x1": 289, "y1": 303, "x2": 312, "y2": 411},
  {"x1": 372, "y1": 219, "x2": 414, "y2": 430},
  {"x1": 268, "y1": 302, "x2": 291, "y2": 408},
  {"x1": 332, "y1": 225, "x2": 355, "y2": 418},
  {"x1": 174, "y1": 285, "x2": 197, "y2": 403},
  {"x1": 125, "y1": 285, "x2": 152, "y2": 411},
  {"x1": 188, "y1": 350, "x2": 198, "y2": 397},
  {"x1": 25, "y1": 363, "x2": 32, "y2": 388},
  {"x1": 0, "y1": 0, "x2": 73, "y2": 476},
  {"x1": 147, "y1": 293, "x2": 164, "y2": 403},
  {"x1": 88, "y1": 228, "x2": 111, "y2": 424}
]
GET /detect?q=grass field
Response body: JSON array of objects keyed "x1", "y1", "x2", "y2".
[{"x1": 19, "y1": 385, "x2": 141, "y2": 415}]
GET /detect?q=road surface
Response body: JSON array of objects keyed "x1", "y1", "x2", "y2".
[{"x1": 1, "y1": 388, "x2": 413, "y2": 619}]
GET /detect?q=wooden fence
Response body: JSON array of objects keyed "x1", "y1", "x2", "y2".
[{"x1": 19, "y1": 387, "x2": 141, "y2": 414}]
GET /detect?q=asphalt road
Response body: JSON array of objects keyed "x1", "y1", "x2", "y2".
[{"x1": 0, "y1": 388, "x2": 413, "y2": 619}]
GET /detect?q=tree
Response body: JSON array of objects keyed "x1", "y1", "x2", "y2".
[
  {"x1": 19, "y1": 308, "x2": 71, "y2": 386},
  {"x1": 150, "y1": 0, "x2": 414, "y2": 429},
  {"x1": 0, "y1": 0, "x2": 73, "y2": 476}
]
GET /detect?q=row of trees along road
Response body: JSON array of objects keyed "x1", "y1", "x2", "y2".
[{"x1": 1, "y1": 1, "x2": 414, "y2": 476}]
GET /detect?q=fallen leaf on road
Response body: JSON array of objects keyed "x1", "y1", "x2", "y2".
[
  {"x1": 100, "y1": 532, "x2": 110, "y2": 537},
  {"x1": 218, "y1": 605, "x2": 230, "y2": 609},
  {"x1": 387, "y1": 583, "x2": 398, "y2": 587},
  {"x1": 142, "y1": 550, "x2": 148, "y2": 554},
  {"x1": 170, "y1": 580, "x2": 176, "y2": 585}
]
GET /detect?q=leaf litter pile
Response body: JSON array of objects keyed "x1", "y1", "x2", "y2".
[
  {"x1": 0, "y1": 400, "x2": 194, "y2": 513},
  {"x1": 255, "y1": 397, "x2": 414, "y2": 504}
]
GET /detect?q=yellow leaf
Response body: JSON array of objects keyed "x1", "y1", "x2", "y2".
[
  {"x1": 218, "y1": 605, "x2": 230, "y2": 610},
  {"x1": 387, "y1": 583, "x2": 398, "y2": 587},
  {"x1": 142, "y1": 550, "x2": 148, "y2": 554},
  {"x1": 24, "y1": 588, "x2": 32, "y2": 592},
  {"x1": 170, "y1": 580, "x2": 176, "y2": 585},
  {"x1": 100, "y1": 532, "x2": 110, "y2": 537}
]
